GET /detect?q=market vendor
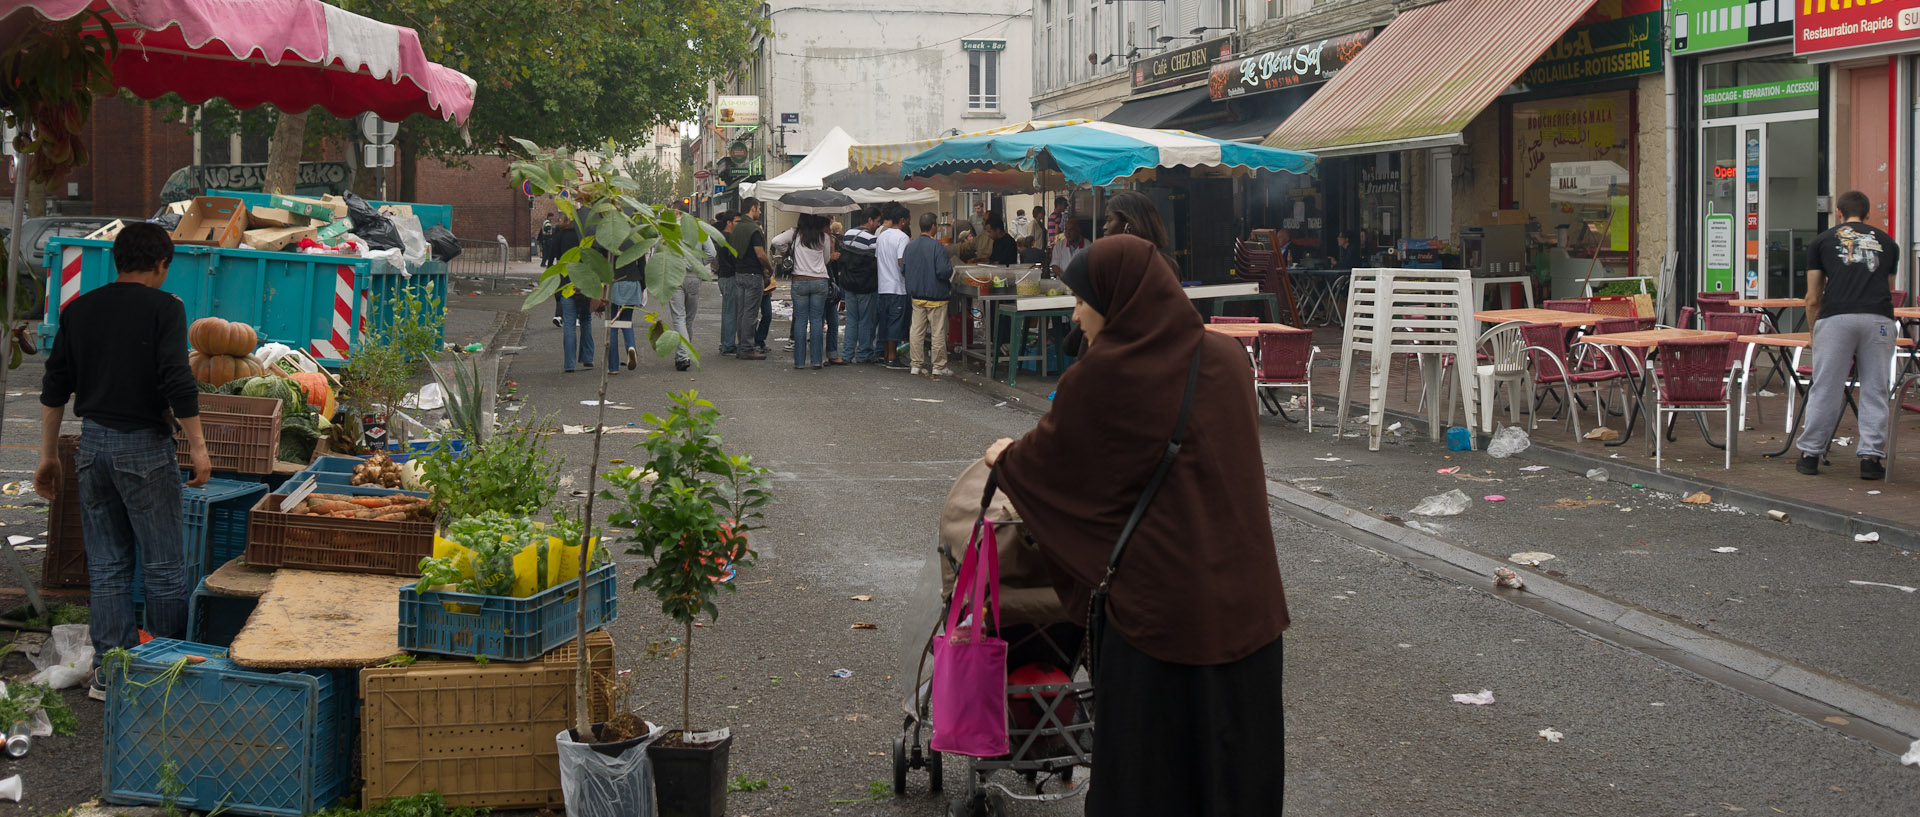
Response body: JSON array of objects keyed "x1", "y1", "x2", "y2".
[{"x1": 36, "y1": 222, "x2": 211, "y2": 701}]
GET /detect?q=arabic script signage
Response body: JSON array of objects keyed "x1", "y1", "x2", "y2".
[
  {"x1": 1519, "y1": 12, "x2": 1663, "y2": 89},
  {"x1": 1206, "y1": 29, "x2": 1373, "y2": 101},
  {"x1": 1795, "y1": 0, "x2": 1920, "y2": 56},
  {"x1": 1133, "y1": 38, "x2": 1233, "y2": 90}
]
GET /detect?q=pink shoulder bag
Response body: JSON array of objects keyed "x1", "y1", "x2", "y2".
[{"x1": 930, "y1": 510, "x2": 1009, "y2": 758}]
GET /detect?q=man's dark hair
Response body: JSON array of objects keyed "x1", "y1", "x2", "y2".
[
  {"x1": 713, "y1": 210, "x2": 736, "y2": 231},
  {"x1": 919, "y1": 212, "x2": 940, "y2": 233},
  {"x1": 1017, "y1": 235, "x2": 1034, "y2": 248},
  {"x1": 985, "y1": 215, "x2": 1005, "y2": 233},
  {"x1": 1836, "y1": 190, "x2": 1871, "y2": 220},
  {"x1": 862, "y1": 205, "x2": 882, "y2": 225},
  {"x1": 741, "y1": 197, "x2": 761, "y2": 214},
  {"x1": 1054, "y1": 196, "x2": 1069, "y2": 209},
  {"x1": 884, "y1": 204, "x2": 910, "y2": 225},
  {"x1": 113, "y1": 222, "x2": 175, "y2": 273}
]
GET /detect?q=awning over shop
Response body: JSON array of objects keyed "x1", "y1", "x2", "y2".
[
  {"x1": 1262, "y1": 0, "x2": 1596, "y2": 156},
  {"x1": 1200, "y1": 113, "x2": 1291, "y2": 144},
  {"x1": 1102, "y1": 88, "x2": 1212, "y2": 130}
]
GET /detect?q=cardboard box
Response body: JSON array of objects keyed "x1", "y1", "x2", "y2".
[
  {"x1": 164, "y1": 200, "x2": 193, "y2": 216},
  {"x1": 170, "y1": 196, "x2": 247, "y2": 248},
  {"x1": 83, "y1": 219, "x2": 126, "y2": 241},
  {"x1": 376, "y1": 204, "x2": 414, "y2": 220},
  {"x1": 315, "y1": 219, "x2": 353, "y2": 241},
  {"x1": 269, "y1": 195, "x2": 338, "y2": 222},
  {"x1": 1484, "y1": 209, "x2": 1530, "y2": 227},
  {"x1": 242, "y1": 226, "x2": 317, "y2": 252},
  {"x1": 247, "y1": 206, "x2": 310, "y2": 229},
  {"x1": 317, "y1": 194, "x2": 354, "y2": 220}
]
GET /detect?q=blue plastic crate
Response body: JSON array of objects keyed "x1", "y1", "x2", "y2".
[
  {"x1": 385, "y1": 438, "x2": 466, "y2": 464},
  {"x1": 129, "y1": 477, "x2": 270, "y2": 611},
  {"x1": 284, "y1": 457, "x2": 429, "y2": 498},
  {"x1": 188, "y1": 579, "x2": 259, "y2": 648},
  {"x1": 102, "y1": 639, "x2": 354, "y2": 817},
  {"x1": 398, "y1": 564, "x2": 618, "y2": 662}
]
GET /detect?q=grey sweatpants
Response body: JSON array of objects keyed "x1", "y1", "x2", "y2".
[
  {"x1": 670, "y1": 272, "x2": 699, "y2": 365},
  {"x1": 734, "y1": 272, "x2": 766, "y2": 353},
  {"x1": 1796, "y1": 312, "x2": 1898, "y2": 459}
]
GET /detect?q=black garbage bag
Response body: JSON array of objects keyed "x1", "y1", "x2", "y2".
[
  {"x1": 425, "y1": 224, "x2": 462, "y2": 262},
  {"x1": 343, "y1": 191, "x2": 403, "y2": 251},
  {"x1": 153, "y1": 213, "x2": 181, "y2": 232}
]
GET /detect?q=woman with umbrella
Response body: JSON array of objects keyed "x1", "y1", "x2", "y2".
[{"x1": 770, "y1": 191, "x2": 855, "y2": 369}]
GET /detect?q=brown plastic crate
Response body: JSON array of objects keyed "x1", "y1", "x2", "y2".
[
  {"x1": 361, "y1": 631, "x2": 616, "y2": 809},
  {"x1": 43, "y1": 435, "x2": 88, "y2": 589},
  {"x1": 244, "y1": 491, "x2": 435, "y2": 576},
  {"x1": 177, "y1": 394, "x2": 282, "y2": 475}
]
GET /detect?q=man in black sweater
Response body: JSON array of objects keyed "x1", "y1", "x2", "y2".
[{"x1": 36, "y1": 222, "x2": 210, "y2": 700}]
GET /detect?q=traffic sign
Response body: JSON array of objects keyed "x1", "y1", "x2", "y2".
[
  {"x1": 521, "y1": 179, "x2": 534, "y2": 196},
  {"x1": 358, "y1": 113, "x2": 399, "y2": 145},
  {"x1": 362, "y1": 144, "x2": 395, "y2": 168},
  {"x1": 693, "y1": 170, "x2": 711, "y2": 180}
]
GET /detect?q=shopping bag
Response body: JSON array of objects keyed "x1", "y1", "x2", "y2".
[{"x1": 930, "y1": 515, "x2": 1009, "y2": 757}]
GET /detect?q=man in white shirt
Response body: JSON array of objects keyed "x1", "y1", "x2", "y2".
[
  {"x1": 1049, "y1": 218, "x2": 1088, "y2": 274},
  {"x1": 875, "y1": 204, "x2": 913, "y2": 369}
]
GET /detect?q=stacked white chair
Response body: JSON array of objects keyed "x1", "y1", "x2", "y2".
[{"x1": 1334, "y1": 268, "x2": 1481, "y2": 451}]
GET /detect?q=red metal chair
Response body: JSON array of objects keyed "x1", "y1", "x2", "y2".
[
  {"x1": 1543, "y1": 300, "x2": 1593, "y2": 313},
  {"x1": 1697, "y1": 297, "x2": 1739, "y2": 321},
  {"x1": 1702, "y1": 311, "x2": 1765, "y2": 429},
  {"x1": 1666, "y1": 305, "x2": 1697, "y2": 331},
  {"x1": 1583, "y1": 296, "x2": 1638, "y2": 318},
  {"x1": 1519, "y1": 321, "x2": 1625, "y2": 438},
  {"x1": 1210, "y1": 316, "x2": 1258, "y2": 324},
  {"x1": 1893, "y1": 289, "x2": 1909, "y2": 308},
  {"x1": 1254, "y1": 329, "x2": 1318, "y2": 429},
  {"x1": 1654, "y1": 339, "x2": 1737, "y2": 469}
]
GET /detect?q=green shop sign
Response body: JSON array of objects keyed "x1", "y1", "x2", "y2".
[
  {"x1": 1702, "y1": 78, "x2": 1820, "y2": 107},
  {"x1": 1518, "y1": 12, "x2": 1663, "y2": 90},
  {"x1": 1670, "y1": 0, "x2": 1793, "y2": 54},
  {"x1": 961, "y1": 39, "x2": 1005, "y2": 52}
]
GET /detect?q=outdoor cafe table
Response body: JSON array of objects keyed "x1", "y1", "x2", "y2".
[
  {"x1": 1203, "y1": 322, "x2": 1299, "y2": 339},
  {"x1": 1729, "y1": 297, "x2": 1806, "y2": 334},
  {"x1": 1474, "y1": 308, "x2": 1603, "y2": 328},
  {"x1": 1577, "y1": 329, "x2": 1736, "y2": 450},
  {"x1": 1738, "y1": 332, "x2": 1916, "y2": 457}
]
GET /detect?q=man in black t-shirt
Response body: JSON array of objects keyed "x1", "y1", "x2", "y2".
[
  {"x1": 1794, "y1": 190, "x2": 1900, "y2": 480},
  {"x1": 730, "y1": 199, "x2": 773, "y2": 359},
  {"x1": 712, "y1": 211, "x2": 740, "y2": 355},
  {"x1": 37, "y1": 223, "x2": 212, "y2": 699}
]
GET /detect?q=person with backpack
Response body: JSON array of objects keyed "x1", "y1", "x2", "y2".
[{"x1": 838, "y1": 206, "x2": 883, "y2": 364}]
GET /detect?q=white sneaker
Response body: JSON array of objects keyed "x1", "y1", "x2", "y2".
[
  {"x1": 910, "y1": 367, "x2": 924, "y2": 375},
  {"x1": 931, "y1": 367, "x2": 954, "y2": 377}
]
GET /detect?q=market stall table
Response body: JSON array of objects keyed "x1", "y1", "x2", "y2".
[
  {"x1": 1738, "y1": 332, "x2": 1916, "y2": 457},
  {"x1": 1577, "y1": 329, "x2": 1736, "y2": 450},
  {"x1": 228, "y1": 568, "x2": 410, "y2": 668}
]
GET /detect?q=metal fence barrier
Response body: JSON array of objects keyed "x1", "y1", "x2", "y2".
[{"x1": 448, "y1": 236, "x2": 508, "y2": 283}]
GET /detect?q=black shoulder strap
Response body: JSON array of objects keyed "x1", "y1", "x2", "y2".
[{"x1": 1101, "y1": 340, "x2": 1205, "y2": 581}]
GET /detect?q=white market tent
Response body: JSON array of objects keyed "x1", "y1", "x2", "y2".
[{"x1": 742, "y1": 126, "x2": 938, "y2": 205}]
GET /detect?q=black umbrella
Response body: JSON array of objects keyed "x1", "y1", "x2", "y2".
[{"x1": 770, "y1": 189, "x2": 860, "y2": 215}]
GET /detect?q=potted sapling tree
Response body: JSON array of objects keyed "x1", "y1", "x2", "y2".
[{"x1": 603, "y1": 390, "x2": 770, "y2": 817}]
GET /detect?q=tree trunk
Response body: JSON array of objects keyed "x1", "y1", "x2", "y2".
[
  {"x1": 262, "y1": 108, "x2": 308, "y2": 195},
  {"x1": 25, "y1": 180, "x2": 46, "y2": 218},
  {"x1": 397, "y1": 134, "x2": 419, "y2": 203},
  {"x1": 683, "y1": 621, "x2": 693, "y2": 737}
]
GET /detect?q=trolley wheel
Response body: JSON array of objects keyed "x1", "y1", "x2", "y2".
[
  {"x1": 892, "y1": 736, "x2": 909, "y2": 797},
  {"x1": 928, "y1": 749, "x2": 944, "y2": 793}
]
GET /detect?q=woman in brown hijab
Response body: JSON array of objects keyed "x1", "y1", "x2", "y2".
[{"x1": 984, "y1": 233, "x2": 1289, "y2": 815}]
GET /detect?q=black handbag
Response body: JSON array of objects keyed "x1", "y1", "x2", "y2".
[{"x1": 1085, "y1": 341, "x2": 1204, "y2": 676}]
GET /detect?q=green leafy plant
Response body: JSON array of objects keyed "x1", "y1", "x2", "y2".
[
  {"x1": 0, "y1": 680, "x2": 76, "y2": 736},
  {"x1": 342, "y1": 286, "x2": 446, "y2": 449},
  {"x1": 431, "y1": 353, "x2": 489, "y2": 445},
  {"x1": 728, "y1": 776, "x2": 768, "y2": 793},
  {"x1": 828, "y1": 781, "x2": 891, "y2": 804},
  {"x1": 315, "y1": 792, "x2": 487, "y2": 817},
  {"x1": 418, "y1": 419, "x2": 561, "y2": 519},
  {"x1": 605, "y1": 390, "x2": 771, "y2": 738}
]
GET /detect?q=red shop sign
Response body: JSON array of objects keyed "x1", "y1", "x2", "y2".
[{"x1": 1795, "y1": 0, "x2": 1920, "y2": 57}]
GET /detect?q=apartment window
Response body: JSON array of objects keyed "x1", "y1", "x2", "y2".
[
  {"x1": 969, "y1": 50, "x2": 1000, "y2": 110},
  {"x1": 1217, "y1": 0, "x2": 1233, "y2": 28}
]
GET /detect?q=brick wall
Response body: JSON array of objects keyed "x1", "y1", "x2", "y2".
[
  {"x1": 1, "y1": 96, "x2": 194, "y2": 218},
  {"x1": 411, "y1": 154, "x2": 533, "y2": 250}
]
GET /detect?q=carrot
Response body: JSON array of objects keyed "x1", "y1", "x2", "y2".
[
  {"x1": 350, "y1": 496, "x2": 393, "y2": 509},
  {"x1": 307, "y1": 500, "x2": 354, "y2": 514}
]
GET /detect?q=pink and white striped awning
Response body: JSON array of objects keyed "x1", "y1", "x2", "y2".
[{"x1": 1, "y1": 0, "x2": 477, "y2": 124}]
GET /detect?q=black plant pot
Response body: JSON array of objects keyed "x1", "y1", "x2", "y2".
[{"x1": 648, "y1": 732, "x2": 733, "y2": 817}]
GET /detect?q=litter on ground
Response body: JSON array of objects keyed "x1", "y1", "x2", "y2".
[
  {"x1": 1508, "y1": 551, "x2": 1555, "y2": 566},
  {"x1": 1537, "y1": 728, "x2": 1564, "y2": 743},
  {"x1": 1451, "y1": 689, "x2": 1496, "y2": 706},
  {"x1": 1855, "y1": 532, "x2": 1880, "y2": 543},
  {"x1": 1711, "y1": 547, "x2": 1739, "y2": 553},
  {"x1": 1848, "y1": 580, "x2": 1916, "y2": 593},
  {"x1": 1520, "y1": 465, "x2": 1550, "y2": 472},
  {"x1": 1541, "y1": 497, "x2": 1613, "y2": 509},
  {"x1": 1410, "y1": 489, "x2": 1471, "y2": 517}
]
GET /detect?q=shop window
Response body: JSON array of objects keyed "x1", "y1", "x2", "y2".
[
  {"x1": 970, "y1": 50, "x2": 1000, "y2": 111},
  {"x1": 1511, "y1": 90, "x2": 1634, "y2": 259}
]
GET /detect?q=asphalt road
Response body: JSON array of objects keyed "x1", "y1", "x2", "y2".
[{"x1": 0, "y1": 279, "x2": 1916, "y2": 815}]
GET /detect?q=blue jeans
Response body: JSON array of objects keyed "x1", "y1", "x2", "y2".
[
  {"x1": 825, "y1": 290, "x2": 841, "y2": 358},
  {"x1": 77, "y1": 421, "x2": 188, "y2": 666},
  {"x1": 605, "y1": 305, "x2": 636, "y2": 372},
  {"x1": 790, "y1": 279, "x2": 830, "y2": 367},
  {"x1": 844, "y1": 292, "x2": 877, "y2": 362},
  {"x1": 756, "y1": 290, "x2": 773, "y2": 348},
  {"x1": 718, "y1": 276, "x2": 738, "y2": 354},
  {"x1": 560, "y1": 295, "x2": 594, "y2": 370}
]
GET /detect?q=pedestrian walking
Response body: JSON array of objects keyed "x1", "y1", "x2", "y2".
[
  {"x1": 36, "y1": 222, "x2": 212, "y2": 701},
  {"x1": 875, "y1": 204, "x2": 913, "y2": 369},
  {"x1": 1795, "y1": 189, "x2": 1901, "y2": 480},
  {"x1": 713, "y1": 210, "x2": 740, "y2": 356},
  {"x1": 839, "y1": 207, "x2": 882, "y2": 363},
  {"x1": 538, "y1": 218, "x2": 555, "y2": 267},
  {"x1": 771, "y1": 214, "x2": 838, "y2": 369},
  {"x1": 588, "y1": 210, "x2": 644, "y2": 376},
  {"x1": 984, "y1": 233, "x2": 1289, "y2": 816},
  {"x1": 903, "y1": 212, "x2": 954, "y2": 376},
  {"x1": 1045, "y1": 195, "x2": 1070, "y2": 244},
  {"x1": 824, "y1": 219, "x2": 846, "y2": 365},
  {"x1": 550, "y1": 214, "x2": 580, "y2": 330},
  {"x1": 731, "y1": 199, "x2": 773, "y2": 360}
]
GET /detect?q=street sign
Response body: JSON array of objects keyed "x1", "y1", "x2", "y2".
[
  {"x1": 363, "y1": 144, "x2": 395, "y2": 168},
  {"x1": 357, "y1": 113, "x2": 399, "y2": 145},
  {"x1": 780, "y1": 113, "x2": 799, "y2": 124},
  {"x1": 693, "y1": 169, "x2": 711, "y2": 180},
  {"x1": 521, "y1": 179, "x2": 534, "y2": 196}
]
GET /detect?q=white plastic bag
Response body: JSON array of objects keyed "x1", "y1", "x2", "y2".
[
  {"x1": 556, "y1": 723, "x2": 663, "y2": 817},
  {"x1": 1485, "y1": 426, "x2": 1531, "y2": 459},
  {"x1": 1410, "y1": 489, "x2": 1471, "y2": 517},
  {"x1": 394, "y1": 214, "x2": 430, "y2": 269},
  {"x1": 26, "y1": 624, "x2": 93, "y2": 689}
]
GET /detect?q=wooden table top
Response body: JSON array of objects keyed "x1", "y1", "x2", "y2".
[
  {"x1": 1739, "y1": 332, "x2": 1915, "y2": 348},
  {"x1": 1728, "y1": 298, "x2": 1807, "y2": 308},
  {"x1": 1895, "y1": 307, "x2": 1920, "y2": 319},
  {"x1": 1475, "y1": 308, "x2": 1601, "y2": 327},
  {"x1": 1579, "y1": 328, "x2": 1735, "y2": 348},
  {"x1": 1205, "y1": 322, "x2": 1300, "y2": 338}
]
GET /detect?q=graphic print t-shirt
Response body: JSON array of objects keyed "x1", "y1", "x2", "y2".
[{"x1": 1807, "y1": 222, "x2": 1899, "y2": 320}]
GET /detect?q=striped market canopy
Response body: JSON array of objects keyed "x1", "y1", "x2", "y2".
[{"x1": 900, "y1": 121, "x2": 1316, "y2": 189}]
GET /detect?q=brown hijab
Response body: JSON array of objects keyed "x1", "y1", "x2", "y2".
[{"x1": 996, "y1": 234, "x2": 1289, "y2": 666}]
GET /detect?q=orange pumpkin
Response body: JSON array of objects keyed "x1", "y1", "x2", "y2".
[
  {"x1": 287, "y1": 371, "x2": 335, "y2": 416},
  {"x1": 191, "y1": 353, "x2": 266, "y2": 386},
  {"x1": 188, "y1": 317, "x2": 259, "y2": 357}
]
